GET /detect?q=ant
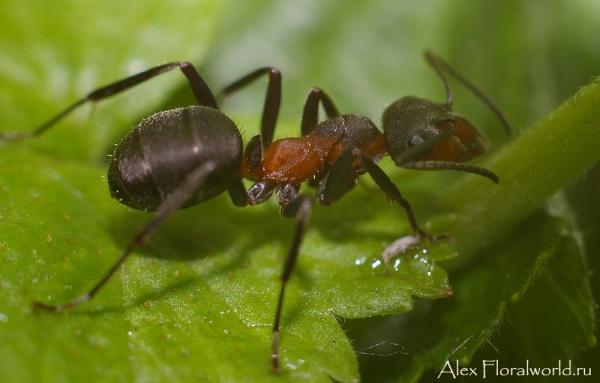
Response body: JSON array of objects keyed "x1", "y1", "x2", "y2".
[{"x1": 0, "y1": 51, "x2": 510, "y2": 372}]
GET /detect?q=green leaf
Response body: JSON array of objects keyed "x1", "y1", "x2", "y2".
[{"x1": 0, "y1": 2, "x2": 453, "y2": 382}]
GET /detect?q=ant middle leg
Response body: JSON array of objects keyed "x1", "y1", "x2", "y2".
[
  {"x1": 32, "y1": 160, "x2": 245, "y2": 312},
  {"x1": 1, "y1": 62, "x2": 219, "y2": 141},
  {"x1": 271, "y1": 192, "x2": 313, "y2": 372},
  {"x1": 301, "y1": 87, "x2": 341, "y2": 136},
  {"x1": 299, "y1": 87, "x2": 342, "y2": 188}
]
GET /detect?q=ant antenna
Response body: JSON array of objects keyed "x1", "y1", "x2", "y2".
[
  {"x1": 426, "y1": 52, "x2": 454, "y2": 106},
  {"x1": 425, "y1": 50, "x2": 513, "y2": 135}
]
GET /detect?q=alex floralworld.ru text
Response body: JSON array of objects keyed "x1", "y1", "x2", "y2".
[{"x1": 437, "y1": 360, "x2": 591, "y2": 379}]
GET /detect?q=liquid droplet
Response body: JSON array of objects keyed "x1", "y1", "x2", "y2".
[
  {"x1": 355, "y1": 256, "x2": 366, "y2": 266},
  {"x1": 371, "y1": 259, "x2": 382, "y2": 269}
]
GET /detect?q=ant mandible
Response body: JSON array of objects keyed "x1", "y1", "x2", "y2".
[{"x1": 0, "y1": 50, "x2": 511, "y2": 372}]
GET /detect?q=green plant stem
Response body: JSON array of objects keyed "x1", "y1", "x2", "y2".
[{"x1": 445, "y1": 79, "x2": 600, "y2": 266}]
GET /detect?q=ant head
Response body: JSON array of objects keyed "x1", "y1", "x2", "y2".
[{"x1": 382, "y1": 96, "x2": 488, "y2": 164}]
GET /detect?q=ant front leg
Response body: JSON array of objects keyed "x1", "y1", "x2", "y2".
[
  {"x1": 319, "y1": 148, "x2": 428, "y2": 236},
  {"x1": 320, "y1": 148, "x2": 448, "y2": 266},
  {"x1": 1, "y1": 62, "x2": 218, "y2": 140},
  {"x1": 33, "y1": 160, "x2": 236, "y2": 311}
]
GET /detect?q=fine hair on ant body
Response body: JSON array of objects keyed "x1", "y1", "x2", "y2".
[{"x1": 0, "y1": 50, "x2": 511, "y2": 371}]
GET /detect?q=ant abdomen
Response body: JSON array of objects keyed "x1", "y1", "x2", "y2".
[{"x1": 108, "y1": 106, "x2": 243, "y2": 211}]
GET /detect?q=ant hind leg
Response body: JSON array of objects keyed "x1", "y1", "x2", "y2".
[
  {"x1": 217, "y1": 68, "x2": 282, "y2": 151},
  {"x1": 1, "y1": 62, "x2": 219, "y2": 140},
  {"x1": 32, "y1": 159, "x2": 223, "y2": 312}
]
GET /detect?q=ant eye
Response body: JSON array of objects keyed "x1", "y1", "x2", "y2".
[{"x1": 409, "y1": 135, "x2": 424, "y2": 148}]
